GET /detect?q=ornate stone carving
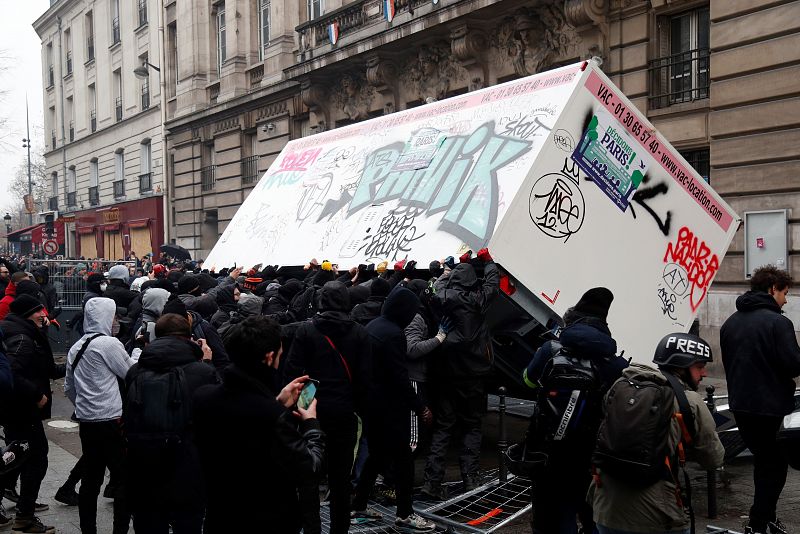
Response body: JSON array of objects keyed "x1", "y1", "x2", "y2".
[
  {"x1": 564, "y1": 0, "x2": 606, "y2": 27},
  {"x1": 366, "y1": 53, "x2": 399, "y2": 115},
  {"x1": 492, "y1": 5, "x2": 581, "y2": 76},
  {"x1": 450, "y1": 24, "x2": 489, "y2": 92},
  {"x1": 403, "y1": 43, "x2": 464, "y2": 102},
  {"x1": 300, "y1": 79, "x2": 329, "y2": 132},
  {"x1": 332, "y1": 73, "x2": 375, "y2": 121}
]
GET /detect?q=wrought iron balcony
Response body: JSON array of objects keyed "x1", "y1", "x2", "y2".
[
  {"x1": 65, "y1": 51, "x2": 72, "y2": 76},
  {"x1": 201, "y1": 165, "x2": 216, "y2": 192},
  {"x1": 139, "y1": 172, "x2": 152, "y2": 193},
  {"x1": 67, "y1": 191, "x2": 76, "y2": 207},
  {"x1": 87, "y1": 36, "x2": 95, "y2": 62},
  {"x1": 69, "y1": 121, "x2": 74, "y2": 142},
  {"x1": 113, "y1": 179, "x2": 125, "y2": 199},
  {"x1": 241, "y1": 156, "x2": 260, "y2": 185},
  {"x1": 88, "y1": 186, "x2": 99, "y2": 206},
  {"x1": 48, "y1": 197, "x2": 58, "y2": 211},
  {"x1": 648, "y1": 48, "x2": 709, "y2": 110},
  {"x1": 115, "y1": 97, "x2": 123, "y2": 122},
  {"x1": 90, "y1": 110, "x2": 96, "y2": 132},
  {"x1": 51, "y1": 130, "x2": 56, "y2": 149},
  {"x1": 141, "y1": 83, "x2": 150, "y2": 110},
  {"x1": 48, "y1": 66, "x2": 54, "y2": 88},
  {"x1": 112, "y1": 17, "x2": 121, "y2": 45}
]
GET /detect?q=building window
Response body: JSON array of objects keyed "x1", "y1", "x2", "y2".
[
  {"x1": 46, "y1": 43, "x2": 54, "y2": 87},
  {"x1": 648, "y1": 6, "x2": 709, "y2": 110},
  {"x1": 139, "y1": 140, "x2": 152, "y2": 193},
  {"x1": 216, "y1": 9, "x2": 226, "y2": 76},
  {"x1": 114, "y1": 149, "x2": 125, "y2": 198},
  {"x1": 66, "y1": 96, "x2": 74, "y2": 142},
  {"x1": 67, "y1": 166, "x2": 77, "y2": 207},
  {"x1": 168, "y1": 23, "x2": 178, "y2": 98},
  {"x1": 64, "y1": 29, "x2": 72, "y2": 76},
  {"x1": 89, "y1": 158, "x2": 99, "y2": 205},
  {"x1": 114, "y1": 69, "x2": 123, "y2": 121},
  {"x1": 138, "y1": 0, "x2": 148, "y2": 27},
  {"x1": 86, "y1": 12, "x2": 95, "y2": 61},
  {"x1": 111, "y1": 0, "x2": 121, "y2": 44},
  {"x1": 88, "y1": 83, "x2": 97, "y2": 132},
  {"x1": 51, "y1": 172, "x2": 59, "y2": 197},
  {"x1": 259, "y1": 0, "x2": 270, "y2": 59},
  {"x1": 307, "y1": 0, "x2": 324, "y2": 20},
  {"x1": 680, "y1": 148, "x2": 710, "y2": 183}
]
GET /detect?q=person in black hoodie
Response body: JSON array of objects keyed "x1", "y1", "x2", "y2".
[
  {"x1": 162, "y1": 297, "x2": 231, "y2": 371},
  {"x1": 423, "y1": 248, "x2": 499, "y2": 498},
  {"x1": 103, "y1": 265, "x2": 138, "y2": 310},
  {"x1": 522, "y1": 287, "x2": 627, "y2": 534},
  {"x1": 351, "y1": 286, "x2": 435, "y2": 532},
  {"x1": 349, "y1": 277, "x2": 390, "y2": 326},
  {"x1": 0, "y1": 295, "x2": 65, "y2": 534},
  {"x1": 264, "y1": 279, "x2": 303, "y2": 315},
  {"x1": 32, "y1": 267, "x2": 58, "y2": 317},
  {"x1": 194, "y1": 316, "x2": 325, "y2": 534},
  {"x1": 124, "y1": 313, "x2": 219, "y2": 533},
  {"x1": 283, "y1": 281, "x2": 371, "y2": 534},
  {"x1": 720, "y1": 265, "x2": 800, "y2": 534}
]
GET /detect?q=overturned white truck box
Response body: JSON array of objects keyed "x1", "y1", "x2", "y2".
[{"x1": 206, "y1": 60, "x2": 739, "y2": 365}]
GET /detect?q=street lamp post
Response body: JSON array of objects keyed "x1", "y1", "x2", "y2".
[
  {"x1": 4, "y1": 213, "x2": 12, "y2": 255},
  {"x1": 22, "y1": 97, "x2": 33, "y2": 226}
]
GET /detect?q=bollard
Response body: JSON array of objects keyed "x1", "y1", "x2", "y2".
[
  {"x1": 498, "y1": 386, "x2": 508, "y2": 482},
  {"x1": 705, "y1": 385, "x2": 717, "y2": 519}
]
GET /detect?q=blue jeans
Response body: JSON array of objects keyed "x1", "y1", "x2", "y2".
[{"x1": 597, "y1": 526, "x2": 690, "y2": 534}]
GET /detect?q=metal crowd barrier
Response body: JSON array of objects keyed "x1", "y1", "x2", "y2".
[{"x1": 27, "y1": 259, "x2": 136, "y2": 310}]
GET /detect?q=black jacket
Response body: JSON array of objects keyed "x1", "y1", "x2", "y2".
[
  {"x1": 431, "y1": 261, "x2": 500, "y2": 378},
  {"x1": 365, "y1": 287, "x2": 423, "y2": 430},
  {"x1": 193, "y1": 363, "x2": 325, "y2": 534},
  {"x1": 721, "y1": 290, "x2": 800, "y2": 417},
  {"x1": 350, "y1": 297, "x2": 385, "y2": 326},
  {"x1": 33, "y1": 267, "x2": 59, "y2": 316},
  {"x1": 283, "y1": 284, "x2": 371, "y2": 421},
  {"x1": 188, "y1": 310, "x2": 231, "y2": 371},
  {"x1": 125, "y1": 335, "x2": 220, "y2": 510},
  {"x1": 0, "y1": 329, "x2": 13, "y2": 415},
  {"x1": 0, "y1": 313, "x2": 65, "y2": 421},
  {"x1": 104, "y1": 279, "x2": 138, "y2": 309}
]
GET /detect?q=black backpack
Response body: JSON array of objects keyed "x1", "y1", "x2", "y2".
[
  {"x1": 124, "y1": 365, "x2": 193, "y2": 458},
  {"x1": 593, "y1": 369, "x2": 696, "y2": 487},
  {"x1": 529, "y1": 341, "x2": 603, "y2": 447}
]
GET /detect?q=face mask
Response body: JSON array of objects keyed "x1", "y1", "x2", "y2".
[{"x1": 100, "y1": 283, "x2": 108, "y2": 292}]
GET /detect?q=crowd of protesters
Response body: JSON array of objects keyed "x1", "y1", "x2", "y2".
[{"x1": 0, "y1": 246, "x2": 797, "y2": 534}]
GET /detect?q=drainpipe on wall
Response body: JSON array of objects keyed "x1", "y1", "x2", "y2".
[
  {"x1": 57, "y1": 16, "x2": 71, "y2": 258},
  {"x1": 158, "y1": 0, "x2": 171, "y2": 248}
]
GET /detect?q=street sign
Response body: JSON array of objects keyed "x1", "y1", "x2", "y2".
[{"x1": 42, "y1": 239, "x2": 58, "y2": 256}]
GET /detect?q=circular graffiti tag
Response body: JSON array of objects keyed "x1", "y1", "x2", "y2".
[{"x1": 529, "y1": 173, "x2": 585, "y2": 242}]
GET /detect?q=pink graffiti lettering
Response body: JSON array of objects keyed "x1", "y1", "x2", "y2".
[
  {"x1": 277, "y1": 148, "x2": 322, "y2": 172},
  {"x1": 663, "y1": 226, "x2": 719, "y2": 312}
]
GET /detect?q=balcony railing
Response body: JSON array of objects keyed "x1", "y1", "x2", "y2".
[
  {"x1": 297, "y1": 1, "x2": 366, "y2": 52},
  {"x1": 241, "y1": 155, "x2": 260, "y2": 184},
  {"x1": 648, "y1": 47, "x2": 709, "y2": 110},
  {"x1": 208, "y1": 82, "x2": 220, "y2": 104},
  {"x1": 115, "y1": 97, "x2": 123, "y2": 122},
  {"x1": 113, "y1": 179, "x2": 125, "y2": 199},
  {"x1": 138, "y1": 0, "x2": 148, "y2": 27},
  {"x1": 139, "y1": 172, "x2": 152, "y2": 193},
  {"x1": 88, "y1": 186, "x2": 99, "y2": 206},
  {"x1": 65, "y1": 51, "x2": 72, "y2": 76},
  {"x1": 69, "y1": 121, "x2": 74, "y2": 142},
  {"x1": 87, "y1": 36, "x2": 95, "y2": 61},
  {"x1": 90, "y1": 110, "x2": 96, "y2": 132},
  {"x1": 201, "y1": 165, "x2": 216, "y2": 192},
  {"x1": 141, "y1": 83, "x2": 150, "y2": 110},
  {"x1": 51, "y1": 130, "x2": 56, "y2": 149},
  {"x1": 48, "y1": 66, "x2": 54, "y2": 88},
  {"x1": 48, "y1": 197, "x2": 58, "y2": 211},
  {"x1": 112, "y1": 17, "x2": 121, "y2": 45},
  {"x1": 67, "y1": 191, "x2": 76, "y2": 207}
]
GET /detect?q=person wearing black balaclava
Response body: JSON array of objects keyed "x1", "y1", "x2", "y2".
[{"x1": 283, "y1": 281, "x2": 371, "y2": 534}]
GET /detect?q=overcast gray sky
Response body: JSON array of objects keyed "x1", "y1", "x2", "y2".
[{"x1": 0, "y1": 0, "x2": 50, "y2": 214}]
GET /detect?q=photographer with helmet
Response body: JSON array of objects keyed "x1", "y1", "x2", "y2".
[{"x1": 590, "y1": 332, "x2": 724, "y2": 534}]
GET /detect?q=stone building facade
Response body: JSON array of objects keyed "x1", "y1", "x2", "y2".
[
  {"x1": 34, "y1": 0, "x2": 166, "y2": 259},
  {"x1": 162, "y1": 0, "x2": 799, "y2": 347}
]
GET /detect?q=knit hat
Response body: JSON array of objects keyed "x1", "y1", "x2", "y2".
[
  {"x1": 177, "y1": 274, "x2": 201, "y2": 295},
  {"x1": 10, "y1": 294, "x2": 44, "y2": 318},
  {"x1": 278, "y1": 279, "x2": 303, "y2": 300},
  {"x1": 162, "y1": 297, "x2": 188, "y2": 318},
  {"x1": 242, "y1": 277, "x2": 263, "y2": 292},
  {"x1": 321, "y1": 261, "x2": 333, "y2": 272},
  {"x1": 107, "y1": 264, "x2": 130, "y2": 283},
  {"x1": 376, "y1": 261, "x2": 388, "y2": 274},
  {"x1": 370, "y1": 277, "x2": 391, "y2": 298},
  {"x1": 573, "y1": 287, "x2": 614, "y2": 321}
]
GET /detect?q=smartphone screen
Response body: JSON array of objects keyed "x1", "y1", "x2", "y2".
[{"x1": 297, "y1": 381, "x2": 317, "y2": 410}]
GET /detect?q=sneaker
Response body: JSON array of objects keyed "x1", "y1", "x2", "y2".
[
  {"x1": 350, "y1": 507, "x2": 382, "y2": 524},
  {"x1": 744, "y1": 524, "x2": 765, "y2": 534},
  {"x1": 395, "y1": 513, "x2": 435, "y2": 532},
  {"x1": 54, "y1": 486, "x2": 79, "y2": 506},
  {"x1": 768, "y1": 519, "x2": 788, "y2": 534},
  {"x1": 11, "y1": 515, "x2": 55, "y2": 534},
  {"x1": 31, "y1": 504, "x2": 46, "y2": 514},
  {"x1": 2, "y1": 489, "x2": 19, "y2": 505},
  {"x1": 420, "y1": 482, "x2": 447, "y2": 501},
  {"x1": 0, "y1": 509, "x2": 11, "y2": 532},
  {"x1": 463, "y1": 475, "x2": 481, "y2": 492}
]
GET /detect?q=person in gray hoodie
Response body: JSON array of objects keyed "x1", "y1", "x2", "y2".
[
  {"x1": 129, "y1": 287, "x2": 171, "y2": 360},
  {"x1": 64, "y1": 297, "x2": 133, "y2": 534}
]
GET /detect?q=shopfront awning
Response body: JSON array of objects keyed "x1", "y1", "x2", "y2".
[{"x1": 6, "y1": 223, "x2": 43, "y2": 238}]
